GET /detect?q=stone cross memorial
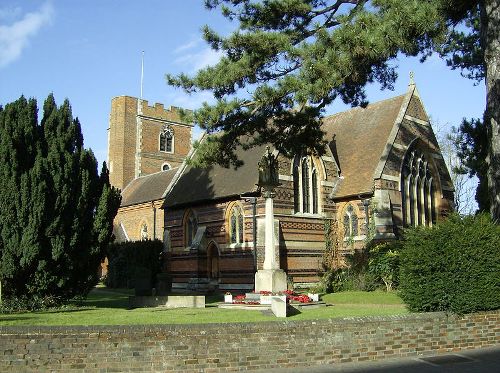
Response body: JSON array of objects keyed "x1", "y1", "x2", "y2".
[{"x1": 254, "y1": 147, "x2": 287, "y2": 293}]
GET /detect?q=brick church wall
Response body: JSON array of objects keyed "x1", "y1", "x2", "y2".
[
  {"x1": 166, "y1": 153, "x2": 341, "y2": 289},
  {"x1": 114, "y1": 200, "x2": 165, "y2": 242},
  {"x1": 108, "y1": 96, "x2": 192, "y2": 190}
]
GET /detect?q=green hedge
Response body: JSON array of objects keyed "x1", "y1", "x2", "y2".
[
  {"x1": 105, "y1": 240, "x2": 163, "y2": 289},
  {"x1": 399, "y1": 214, "x2": 500, "y2": 314}
]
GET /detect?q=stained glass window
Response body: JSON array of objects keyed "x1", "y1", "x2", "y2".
[
  {"x1": 301, "y1": 159, "x2": 310, "y2": 212},
  {"x1": 293, "y1": 156, "x2": 320, "y2": 214},
  {"x1": 312, "y1": 170, "x2": 318, "y2": 214},
  {"x1": 238, "y1": 212, "x2": 244, "y2": 243},
  {"x1": 402, "y1": 149, "x2": 435, "y2": 227},
  {"x1": 185, "y1": 212, "x2": 197, "y2": 247},
  {"x1": 343, "y1": 204, "x2": 358, "y2": 238},
  {"x1": 229, "y1": 205, "x2": 244, "y2": 244}
]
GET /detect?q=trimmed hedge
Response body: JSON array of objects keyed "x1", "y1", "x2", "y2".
[
  {"x1": 399, "y1": 214, "x2": 500, "y2": 314},
  {"x1": 105, "y1": 240, "x2": 163, "y2": 289}
]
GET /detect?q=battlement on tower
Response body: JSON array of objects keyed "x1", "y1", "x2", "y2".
[{"x1": 108, "y1": 96, "x2": 193, "y2": 191}]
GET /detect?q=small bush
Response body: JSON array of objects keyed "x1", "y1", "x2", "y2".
[
  {"x1": 399, "y1": 214, "x2": 500, "y2": 314},
  {"x1": 368, "y1": 242, "x2": 401, "y2": 292},
  {"x1": 105, "y1": 240, "x2": 163, "y2": 289},
  {"x1": 319, "y1": 250, "x2": 378, "y2": 292}
]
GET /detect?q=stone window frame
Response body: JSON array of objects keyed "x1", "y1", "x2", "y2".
[
  {"x1": 182, "y1": 209, "x2": 198, "y2": 248},
  {"x1": 225, "y1": 202, "x2": 245, "y2": 247},
  {"x1": 401, "y1": 145, "x2": 437, "y2": 228},
  {"x1": 292, "y1": 155, "x2": 321, "y2": 215},
  {"x1": 159, "y1": 125, "x2": 174, "y2": 153},
  {"x1": 139, "y1": 221, "x2": 148, "y2": 241},
  {"x1": 341, "y1": 203, "x2": 360, "y2": 241}
]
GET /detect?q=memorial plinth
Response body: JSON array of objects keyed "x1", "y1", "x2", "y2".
[{"x1": 254, "y1": 148, "x2": 287, "y2": 293}]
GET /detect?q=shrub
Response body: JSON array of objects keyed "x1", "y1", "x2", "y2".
[
  {"x1": 399, "y1": 214, "x2": 500, "y2": 314},
  {"x1": 105, "y1": 240, "x2": 163, "y2": 289},
  {"x1": 368, "y1": 242, "x2": 401, "y2": 292},
  {"x1": 319, "y1": 250, "x2": 378, "y2": 292}
]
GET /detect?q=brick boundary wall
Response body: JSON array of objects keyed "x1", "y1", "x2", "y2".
[{"x1": 1, "y1": 310, "x2": 499, "y2": 372}]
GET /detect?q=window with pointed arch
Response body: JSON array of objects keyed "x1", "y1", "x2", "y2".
[
  {"x1": 401, "y1": 148, "x2": 436, "y2": 227},
  {"x1": 183, "y1": 210, "x2": 198, "y2": 247},
  {"x1": 342, "y1": 204, "x2": 359, "y2": 239},
  {"x1": 293, "y1": 156, "x2": 319, "y2": 214},
  {"x1": 159, "y1": 125, "x2": 174, "y2": 153},
  {"x1": 228, "y1": 203, "x2": 244, "y2": 244}
]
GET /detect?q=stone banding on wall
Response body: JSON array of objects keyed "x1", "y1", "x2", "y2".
[{"x1": 1, "y1": 310, "x2": 499, "y2": 372}]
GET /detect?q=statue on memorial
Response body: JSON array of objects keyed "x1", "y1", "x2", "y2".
[{"x1": 258, "y1": 146, "x2": 280, "y2": 190}]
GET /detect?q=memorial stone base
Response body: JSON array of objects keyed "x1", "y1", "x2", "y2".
[{"x1": 254, "y1": 269, "x2": 287, "y2": 293}]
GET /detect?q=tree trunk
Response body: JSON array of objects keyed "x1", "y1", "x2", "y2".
[{"x1": 481, "y1": 0, "x2": 500, "y2": 222}]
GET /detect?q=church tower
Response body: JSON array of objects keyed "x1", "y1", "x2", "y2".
[{"x1": 107, "y1": 96, "x2": 193, "y2": 190}]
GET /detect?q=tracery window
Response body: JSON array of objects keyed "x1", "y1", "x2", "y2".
[
  {"x1": 159, "y1": 125, "x2": 174, "y2": 153},
  {"x1": 293, "y1": 156, "x2": 320, "y2": 214},
  {"x1": 343, "y1": 204, "x2": 358, "y2": 238},
  {"x1": 184, "y1": 210, "x2": 198, "y2": 247},
  {"x1": 402, "y1": 149, "x2": 436, "y2": 227},
  {"x1": 229, "y1": 204, "x2": 244, "y2": 244}
]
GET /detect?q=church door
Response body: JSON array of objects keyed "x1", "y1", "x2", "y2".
[{"x1": 207, "y1": 243, "x2": 219, "y2": 281}]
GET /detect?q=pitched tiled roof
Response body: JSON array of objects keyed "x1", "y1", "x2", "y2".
[
  {"x1": 120, "y1": 168, "x2": 178, "y2": 207},
  {"x1": 163, "y1": 144, "x2": 266, "y2": 208},
  {"x1": 322, "y1": 95, "x2": 406, "y2": 198},
  {"x1": 161, "y1": 92, "x2": 408, "y2": 207}
]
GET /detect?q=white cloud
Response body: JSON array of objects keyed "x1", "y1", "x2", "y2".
[
  {"x1": 173, "y1": 39, "x2": 200, "y2": 54},
  {"x1": 0, "y1": 2, "x2": 54, "y2": 69},
  {"x1": 173, "y1": 36, "x2": 223, "y2": 73},
  {"x1": 165, "y1": 90, "x2": 216, "y2": 111}
]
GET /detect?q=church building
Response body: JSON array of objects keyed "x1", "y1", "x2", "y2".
[{"x1": 107, "y1": 79, "x2": 454, "y2": 291}]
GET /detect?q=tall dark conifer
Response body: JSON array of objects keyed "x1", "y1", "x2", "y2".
[{"x1": 0, "y1": 95, "x2": 120, "y2": 305}]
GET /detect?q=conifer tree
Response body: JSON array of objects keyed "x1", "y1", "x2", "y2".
[
  {"x1": 168, "y1": 0, "x2": 499, "y2": 222},
  {"x1": 0, "y1": 95, "x2": 120, "y2": 306}
]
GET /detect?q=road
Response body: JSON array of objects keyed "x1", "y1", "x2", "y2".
[{"x1": 253, "y1": 346, "x2": 500, "y2": 373}]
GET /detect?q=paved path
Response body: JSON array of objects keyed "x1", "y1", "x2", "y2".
[{"x1": 253, "y1": 346, "x2": 500, "y2": 373}]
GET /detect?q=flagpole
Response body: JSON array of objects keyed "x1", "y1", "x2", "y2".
[{"x1": 140, "y1": 50, "x2": 144, "y2": 101}]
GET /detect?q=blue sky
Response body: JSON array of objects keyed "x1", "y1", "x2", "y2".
[{"x1": 0, "y1": 1, "x2": 485, "y2": 167}]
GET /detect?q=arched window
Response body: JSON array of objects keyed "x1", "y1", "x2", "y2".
[
  {"x1": 343, "y1": 204, "x2": 358, "y2": 238},
  {"x1": 293, "y1": 156, "x2": 320, "y2": 214},
  {"x1": 228, "y1": 204, "x2": 244, "y2": 244},
  {"x1": 402, "y1": 148, "x2": 436, "y2": 227},
  {"x1": 161, "y1": 162, "x2": 171, "y2": 171},
  {"x1": 184, "y1": 210, "x2": 198, "y2": 247},
  {"x1": 159, "y1": 125, "x2": 174, "y2": 153}
]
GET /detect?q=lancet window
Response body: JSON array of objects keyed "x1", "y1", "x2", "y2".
[
  {"x1": 184, "y1": 210, "x2": 198, "y2": 247},
  {"x1": 293, "y1": 156, "x2": 319, "y2": 214},
  {"x1": 228, "y1": 204, "x2": 244, "y2": 244},
  {"x1": 401, "y1": 149, "x2": 436, "y2": 227},
  {"x1": 159, "y1": 125, "x2": 174, "y2": 153},
  {"x1": 343, "y1": 204, "x2": 359, "y2": 238}
]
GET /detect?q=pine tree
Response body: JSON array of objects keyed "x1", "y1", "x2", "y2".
[
  {"x1": 168, "y1": 0, "x2": 499, "y2": 222},
  {"x1": 0, "y1": 95, "x2": 120, "y2": 307}
]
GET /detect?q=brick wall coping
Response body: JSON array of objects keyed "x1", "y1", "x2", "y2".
[{"x1": 2, "y1": 310, "x2": 498, "y2": 335}]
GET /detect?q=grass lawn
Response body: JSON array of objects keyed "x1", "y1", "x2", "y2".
[{"x1": 0, "y1": 288, "x2": 408, "y2": 326}]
